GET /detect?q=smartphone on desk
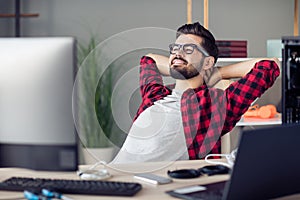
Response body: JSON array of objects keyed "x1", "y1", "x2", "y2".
[{"x1": 134, "y1": 173, "x2": 173, "y2": 185}]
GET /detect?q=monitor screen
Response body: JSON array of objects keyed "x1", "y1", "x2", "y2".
[{"x1": 0, "y1": 37, "x2": 78, "y2": 171}]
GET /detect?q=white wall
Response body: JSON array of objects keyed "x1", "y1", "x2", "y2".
[{"x1": 0, "y1": 0, "x2": 298, "y2": 57}]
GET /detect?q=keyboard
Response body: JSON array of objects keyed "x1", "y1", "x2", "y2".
[{"x1": 0, "y1": 177, "x2": 142, "y2": 196}]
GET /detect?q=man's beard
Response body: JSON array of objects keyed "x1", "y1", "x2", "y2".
[{"x1": 170, "y1": 58, "x2": 204, "y2": 80}]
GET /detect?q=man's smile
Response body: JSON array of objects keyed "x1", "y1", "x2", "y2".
[{"x1": 172, "y1": 58, "x2": 187, "y2": 66}]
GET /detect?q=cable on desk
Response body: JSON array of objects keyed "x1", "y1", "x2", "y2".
[{"x1": 77, "y1": 160, "x2": 112, "y2": 180}]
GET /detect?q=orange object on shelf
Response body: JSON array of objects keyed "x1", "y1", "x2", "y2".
[{"x1": 244, "y1": 104, "x2": 278, "y2": 119}]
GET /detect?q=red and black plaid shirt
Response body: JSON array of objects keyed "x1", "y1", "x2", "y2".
[{"x1": 134, "y1": 56, "x2": 280, "y2": 159}]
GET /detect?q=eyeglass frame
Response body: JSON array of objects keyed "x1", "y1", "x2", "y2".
[{"x1": 169, "y1": 43, "x2": 210, "y2": 57}]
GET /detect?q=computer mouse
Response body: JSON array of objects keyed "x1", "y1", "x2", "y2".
[
  {"x1": 199, "y1": 165, "x2": 230, "y2": 176},
  {"x1": 167, "y1": 169, "x2": 201, "y2": 179}
]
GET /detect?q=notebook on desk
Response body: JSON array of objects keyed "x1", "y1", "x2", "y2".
[{"x1": 167, "y1": 124, "x2": 300, "y2": 200}]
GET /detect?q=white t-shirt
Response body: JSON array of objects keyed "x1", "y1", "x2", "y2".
[{"x1": 111, "y1": 90, "x2": 189, "y2": 164}]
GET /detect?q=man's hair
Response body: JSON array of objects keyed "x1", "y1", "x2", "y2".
[{"x1": 176, "y1": 22, "x2": 218, "y2": 63}]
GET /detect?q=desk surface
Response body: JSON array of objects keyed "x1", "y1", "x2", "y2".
[{"x1": 0, "y1": 159, "x2": 299, "y2": 200}]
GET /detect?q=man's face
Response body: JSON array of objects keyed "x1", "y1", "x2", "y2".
[{"x1": 169, "y1": 34, "x2": 206, "y2": 80}]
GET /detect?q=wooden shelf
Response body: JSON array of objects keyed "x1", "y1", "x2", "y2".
[
  {"x1": 218, "y1": 58, "x2": 252, "y2": 62},
  {"x1": 217, "y1": 58, "x2": 282, "y2": 66},
  {"x1": 0, "y1": 13, "x2": 39, "y2": 18},
  {"x1": 0, "y1": 0, "x2": 39, "y2": 37}
]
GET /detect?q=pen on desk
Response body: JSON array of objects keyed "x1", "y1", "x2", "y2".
[{"x1": 42, "y1": 189, "x2": 73, "y2": 200}]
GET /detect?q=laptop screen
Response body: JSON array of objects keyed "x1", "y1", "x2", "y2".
[
  {"x1": 224, "y1": 124, "x2": 300, "y2": 199},
  {"x1": 167, "y1": 124, "x2": 300, "y2": 200}
]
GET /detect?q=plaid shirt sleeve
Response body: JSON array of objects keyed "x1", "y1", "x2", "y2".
[
  {"x1": 133, "y1": 56, "x2": 171, "y2": 120},
  {"x1": 222, "y1": 60, "x2": 280, "y2": 133}
]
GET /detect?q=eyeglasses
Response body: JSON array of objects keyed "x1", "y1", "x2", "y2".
[{"x1": 169, "y1": 43, "x2": 209, "y2": 56}]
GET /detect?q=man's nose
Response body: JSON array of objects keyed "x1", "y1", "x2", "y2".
[{"x1": 175, "y1": 47, "x2": 184, "y2": 56}]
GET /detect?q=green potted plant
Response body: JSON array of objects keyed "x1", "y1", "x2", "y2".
[{"x1": 76, "y1": 36, "x2": 116, "y2": 164}]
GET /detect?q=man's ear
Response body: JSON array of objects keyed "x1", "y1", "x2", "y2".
[{"x1": 203, "y1": 56, "x2": 215, "y2": 70}]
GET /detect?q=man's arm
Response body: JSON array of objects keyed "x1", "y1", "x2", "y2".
[
  {"x1": 218, "y1": 57, "x2": 280, "y2": 79},
  {"x1": 206, "y1": 57, "x2": 281, "y2": 87},
  {"x1": 146, "y1": 54, "x2": 281, "y2": 87},
  {"x1": 134, "y1": 56, "x2": 172, "y2": 121},
  {"x1": 146, "y1": 53, "x2": 170, "y2": 76},
  {"x1": 221, "y1": 59, "x2": 280, "y2": 134}
]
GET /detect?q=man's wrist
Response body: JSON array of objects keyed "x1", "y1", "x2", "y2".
[
  {"x1": 145, "y1": 53, "x2": 170, "y2": 76},
  {"x1": 215, "y1": 66, "x2": 225, "y2": 79}
]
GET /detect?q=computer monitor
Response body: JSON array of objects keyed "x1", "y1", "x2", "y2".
[{"x1": 0, "y1": 37, "x2": 78, "y2": 171}]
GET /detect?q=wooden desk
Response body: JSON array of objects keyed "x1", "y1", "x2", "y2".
[{"x1": 0, "y1": 160, "x2": 299, "y2": 200}]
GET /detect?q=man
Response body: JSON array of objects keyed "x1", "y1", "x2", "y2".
[{"x1": 111, "y1": 22, "x2": 280, "y2": 163}]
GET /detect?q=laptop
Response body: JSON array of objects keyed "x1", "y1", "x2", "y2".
[{"x1": 167, "y1": 124, "x2": 300, "y2": 200}]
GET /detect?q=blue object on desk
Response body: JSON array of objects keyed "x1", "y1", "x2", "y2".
[
  {"x1": 42, "y1": 189, "x2": 73, "y2": 200},
  {"x1": 42, "y1": 189, "x2": 62, "y2": 199},
  {"x1": 24, "y1": 190, "x2": 49, "y2": 200}
]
